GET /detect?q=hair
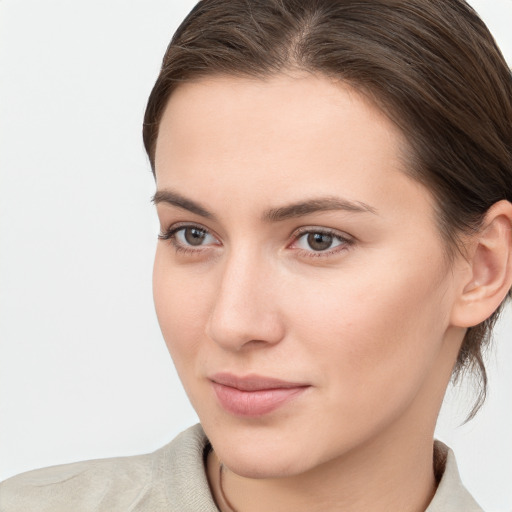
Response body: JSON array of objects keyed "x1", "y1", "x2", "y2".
[{"x1": 143, "y1": 0, "x2": 512, "y2": 418}]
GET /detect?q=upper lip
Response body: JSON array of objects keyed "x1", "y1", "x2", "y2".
[{"x1": 209, "y1": 372, "x2": 310, "y2": 391}]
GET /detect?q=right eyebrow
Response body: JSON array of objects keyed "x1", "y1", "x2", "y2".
[{"x1": 151, "y1": 189, "x2": 215, "y2": 219}]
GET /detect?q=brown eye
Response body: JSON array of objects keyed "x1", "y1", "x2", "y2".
[
  {"x1": 292, "y1": 229, "x2": 349, "y2": 255},
  {"x1": 167, "y1": 225, "x2": 218, "y2": 249},
  {"x1": 307, "y1": 232, "x2": 334, "y2": 251},
  {"x1": 184, "y1": 227, "x2": 207, "y2": 246}
]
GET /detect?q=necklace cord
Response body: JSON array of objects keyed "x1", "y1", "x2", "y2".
[{"x1": 218, "y1": 462, "x2": 239, "y2": 512}]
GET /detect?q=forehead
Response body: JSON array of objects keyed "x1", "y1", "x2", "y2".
[
  {"x1": 156, "y1": 73, "x2": 407, "y2": 165},
  {"x1": 154, "y1": 73, "x2": 431, "y2": 221}
]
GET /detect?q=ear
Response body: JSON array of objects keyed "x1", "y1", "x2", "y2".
[{"x1": 451, "y1": 200, "x2": 512, "y2": 328}]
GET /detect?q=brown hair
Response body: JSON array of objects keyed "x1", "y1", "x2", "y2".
[{"x1": 143, "y1": 0, "x2": 512, "y2": 418}]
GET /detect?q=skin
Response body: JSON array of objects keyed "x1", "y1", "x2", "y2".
[{"x1": 152, "y1": 73, "x2": 510, "y2": 512}]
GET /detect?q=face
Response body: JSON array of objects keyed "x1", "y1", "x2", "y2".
[{"x1": 152, "y1": 74, "x2": 465, "y2": 478}]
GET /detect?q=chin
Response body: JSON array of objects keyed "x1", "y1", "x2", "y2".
[
  {"x1": 220, "y1": 447, "x2": 310, "y2": 479},
  {"x1": 204, "y1": 421, "x2": 324, "y2": 479}
]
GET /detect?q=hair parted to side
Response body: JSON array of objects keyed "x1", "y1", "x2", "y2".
[{"x1": 143, "y1": 0, "x2": 512, "y2": 419}]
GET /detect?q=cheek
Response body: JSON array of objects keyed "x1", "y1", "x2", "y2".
[
  {"x1": 285, "y1": 254, "x2": 451, "y2": 408},
  {"x1": 152, "y1": 249, "x2": 213, "y2": 363}
]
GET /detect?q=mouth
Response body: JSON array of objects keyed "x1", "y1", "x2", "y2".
[{"x1": 209, "y1": 373, "x2": 310, "y2": 417}]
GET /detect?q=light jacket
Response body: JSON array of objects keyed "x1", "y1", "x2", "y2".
[{"x1": 0, "y1": 424, "x2": 483, "y2": 511}]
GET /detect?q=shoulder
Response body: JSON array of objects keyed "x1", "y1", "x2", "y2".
[
  {"x1": 0, "y1": 449, "x2": 153, "y2": 512},
  {"x1": 0, "y1": 424, "x2": 217, "y2": 512}
]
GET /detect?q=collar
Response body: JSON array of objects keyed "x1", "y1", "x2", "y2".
[
  {"x1": 160, "y1": 425, "x2": 484, "y2": 511},
  {"x1": 425, "y1": 440, "x2": 483, "y2": 511}
]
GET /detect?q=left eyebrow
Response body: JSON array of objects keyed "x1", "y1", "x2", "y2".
[{"x1": 262, "y1": 196, "x2": 378, "y2": 222}]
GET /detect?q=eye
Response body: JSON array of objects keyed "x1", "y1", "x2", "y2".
[
  {"x1": 290, "y1": 228, "x2": 353, "y2": 255},
  {"x1": 175, "y1": 226, "x2": 213, "y2": 246},
  {"x1": 159, "y1": 224, "x2": 220, "y2": 251}
]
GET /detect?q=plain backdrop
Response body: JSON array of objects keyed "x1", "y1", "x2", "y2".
[{"x1": 0, "y1": 1, "x2": 511, "y2": 510}]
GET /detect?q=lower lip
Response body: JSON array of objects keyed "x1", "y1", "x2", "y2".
[{"x1": 211, "y1": 382, "x2": 308, "y2": 417}]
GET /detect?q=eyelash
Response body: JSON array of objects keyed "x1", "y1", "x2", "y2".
[
  {"x1": 158, "y1": 223, "x2": 354, "y2": 258},
  {"x1": 290, "y1": 227, "x2": 354, "y2": 258},
  {"x1": 158, "y1": 223, "x2": 218, "y2": 256}
]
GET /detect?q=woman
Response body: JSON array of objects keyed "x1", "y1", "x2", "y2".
[{"x1": 1, "y1": 0, "x2": 511, "y2": 510}]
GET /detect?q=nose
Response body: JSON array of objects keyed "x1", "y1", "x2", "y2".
[{"x1": 205, "y1": 249, "x2": 285, "y2": 351}]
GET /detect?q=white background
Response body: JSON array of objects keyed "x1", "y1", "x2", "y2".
[{"x1": 0, "y1": 1, "x2": 511, "y2": 510}]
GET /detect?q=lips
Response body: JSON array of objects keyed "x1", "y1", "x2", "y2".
[{"x1": 210, "y1": 373, "x2": 310, "y2": 417}]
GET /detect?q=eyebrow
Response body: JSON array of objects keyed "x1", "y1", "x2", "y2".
[
  {"x1": 152, "y1": 189, "x2": 377, "y2": 221},
  {"x1": 152, "y1": 190, "x2": 214, "y2": 219},
  {"x1": 263, "y1": 196, "x2": 377, "y2": 222}
]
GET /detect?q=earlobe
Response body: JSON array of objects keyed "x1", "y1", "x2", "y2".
[{"x1": 451, "y1": 200, "x2": 512, "y2": 328}]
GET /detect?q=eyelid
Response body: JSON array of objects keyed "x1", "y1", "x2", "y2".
[
  {"x1": 287, "y1": 226, "x2": 355, "y2": 256},
  {"x1": 158, "y1": 222, "x2": 222, "y2": 249}
]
